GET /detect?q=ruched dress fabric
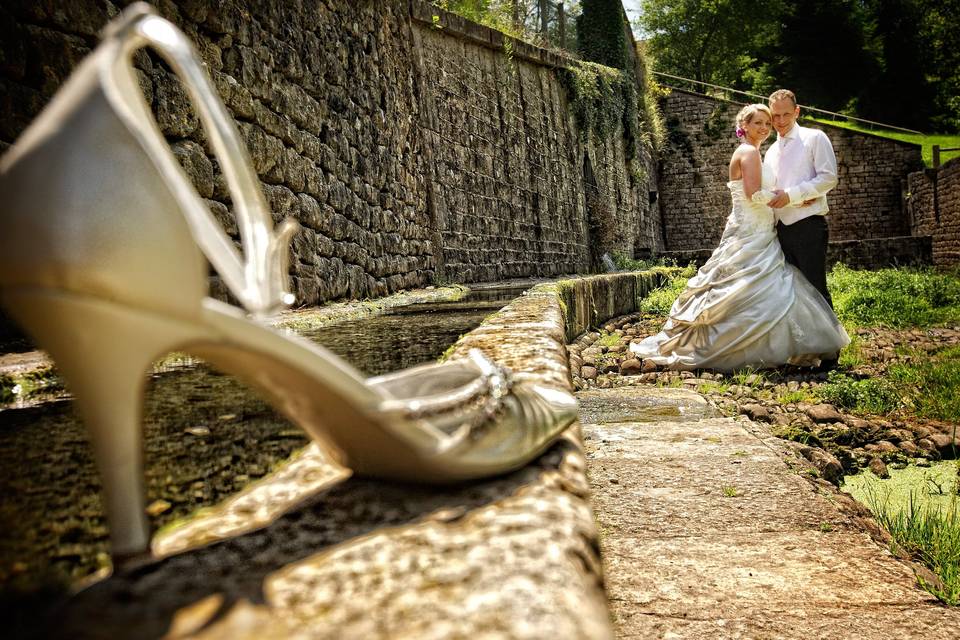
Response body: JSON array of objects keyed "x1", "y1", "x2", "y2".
[{"x1": 631, "y1": 166, "x2": 849, "y2": 371}]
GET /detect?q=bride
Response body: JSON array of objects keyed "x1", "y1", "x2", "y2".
[{"x1": 631, "y1": 104, "x2": 849, "y2": 371}]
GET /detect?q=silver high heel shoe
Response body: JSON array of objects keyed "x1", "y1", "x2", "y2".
[{"x1": 0, "y1": 4, "x2": 577, "y2": 562}]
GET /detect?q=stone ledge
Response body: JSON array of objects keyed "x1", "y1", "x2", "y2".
[{"x1": 42, "y1": 280, "x2": 617, "y2": 639}]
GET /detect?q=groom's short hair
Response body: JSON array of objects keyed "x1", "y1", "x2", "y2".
[{"x1": 768, "y1": 89, "x2": 797, "y2": 106}]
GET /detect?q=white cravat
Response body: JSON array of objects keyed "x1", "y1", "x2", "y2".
[{"x1": 764, "y1": 125, "x2": 838, "y2": 226}]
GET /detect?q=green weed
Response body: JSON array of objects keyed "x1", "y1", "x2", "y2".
[
  {"x1": 596, "y1": 331, "x2": 622, "y2": 347},
  {"x1": 721, "y1": 485, "x2": 739, "y2": 497},
  {"x1": 888, "y1": 347, "x2": 960, "y2": 423},
  {"x1": 777, "y1": 389, "x2": 818, "y2": 405},
  {"x1": 697, "y1": 381, "x2": 731, "y2": 395},
  {"x1": 866, "y1": 491, "x2": 960, "y2": 605},
  {"x1": 638, "y1": 264, "x2": 697, "y2": 315},
  {"x1": 817, "y1": 371, "x2": 901, "y2": 415}
]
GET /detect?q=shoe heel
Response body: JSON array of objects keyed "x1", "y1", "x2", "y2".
[{"x1": 1, "y1": 288, "x2": 207, "y2": 559}]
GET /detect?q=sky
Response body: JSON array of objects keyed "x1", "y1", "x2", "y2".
[
  {"x1": 622, "y1": 0, "x2": 642, "y2": 22},
  {"x1": 622, "y1": 0, "x2": 642, "y2": 36}
]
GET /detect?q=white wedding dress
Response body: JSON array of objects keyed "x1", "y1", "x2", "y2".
[{"x1": 631, "y1": 165, "x2": 849, "y2": 371}]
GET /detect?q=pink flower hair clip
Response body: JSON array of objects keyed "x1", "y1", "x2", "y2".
[{"x1": 735, "y1": 126, "x2": 746, "y2": 138}]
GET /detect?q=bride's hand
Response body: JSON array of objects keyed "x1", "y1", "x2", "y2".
[{"x1": 800, "y1": 198, "x2": 817, "y2": 207}]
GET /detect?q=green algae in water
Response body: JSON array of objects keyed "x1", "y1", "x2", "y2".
[
  {"x1": 843, "y1": 461, "x2": 960, "y2": 605},
  {"x1": 843, "y1": 462, "x2": 959, "y2": 517}
]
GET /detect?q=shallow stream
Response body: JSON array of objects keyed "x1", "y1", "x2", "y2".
[{"x1": 0, "y1": 284, "x2": 528, "y2": 589}]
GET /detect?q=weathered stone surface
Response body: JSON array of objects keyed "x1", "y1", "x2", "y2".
[
  {"x1": 583, "y1": 387, "x2": 960, "y2": 638},
  {"x1": 0, "y1": 0, "x2": 665, "y2": 311},
  {"x1": 806, "y1": 447, "x2": 844, "y2": 485},
  {"x1": 740, "y1": 403, "x2": 770, "y2": 422},
  {"x1": 907, "y1": 157, "x2": 960, "y2": 267},
  {"x1": 929, "y1": 432, "x2": 960, "y2": 456}
]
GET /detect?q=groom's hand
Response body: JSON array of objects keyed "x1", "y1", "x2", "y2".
[{"x1": 769, "y1": 190, "x2": 789, "y2": 209}]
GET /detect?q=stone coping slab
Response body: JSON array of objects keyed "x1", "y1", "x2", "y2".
[
  {"x1": 33, "y1": 281, "x2": 614, "y2": 639},
  {"x1": 584, "y1": 386, "x2": 960, "y2": 639}
]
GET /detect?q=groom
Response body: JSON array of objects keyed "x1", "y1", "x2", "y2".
[{"x1": 764, "y1": 89, "x2": 838, "y2": 309}]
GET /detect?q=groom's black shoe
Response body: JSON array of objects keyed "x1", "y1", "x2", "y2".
[{"x1": 813, "y1": 358, "x2": 839, "y2": 373}]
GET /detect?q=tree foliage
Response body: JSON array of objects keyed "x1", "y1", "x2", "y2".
[
  {"x1": 636, "y1": 0, "x2": 960, "y2": 132},
  {"x1": 576, "y1": 0, "x2": 629, "y2": 69}
]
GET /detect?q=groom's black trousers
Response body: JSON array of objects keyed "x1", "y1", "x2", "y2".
[{"x1": 777, "y1": 215, "x2": 833, "y2": 308}]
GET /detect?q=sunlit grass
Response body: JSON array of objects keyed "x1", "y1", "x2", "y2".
[
  {"x1": 637, "y1": 264, "x2": 696, "y2": 315},
  {"x1": 817, "y1": 371, "x2": 902, "y2": 415},
  {"x1": 828, "y1": 264, "x2": 960, "y2": 329},
  {"x1": 806, "y1": 116, "x2": 960, "y2": 168},
  {"x1": 889, "y1": 347, "x2": 960, "y2": 423}
]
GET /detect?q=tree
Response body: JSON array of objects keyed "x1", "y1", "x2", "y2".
[
  {"x1": 637, "y1": 0, "x2": 783, "y2": 88},
  {"x1": 577, "y1": 0, "x2": 630, "y2": 69},
  {"x1": 765, "y1": 0, "x2": 878, "y2": 113},
  {"x1": 856, "y1": 0, "x2": 935, "y2": 128},
  {"x1": 635, "y1": 0, "x2": 960, "y2": 131}
]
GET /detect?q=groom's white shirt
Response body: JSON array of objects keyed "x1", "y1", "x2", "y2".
[{"x1": 763, "y1": 123, "x2": 838, "y2": 225}]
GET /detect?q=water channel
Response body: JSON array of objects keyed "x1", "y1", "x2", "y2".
[{"x1": 0, "y1": 284, "x2": 531, "y2": 592}]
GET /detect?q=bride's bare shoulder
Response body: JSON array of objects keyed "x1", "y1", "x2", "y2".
[{"x1": 733, "y1": 144, "x2": 760, "y2": 160}]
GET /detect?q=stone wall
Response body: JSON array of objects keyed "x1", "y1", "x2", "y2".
[
  {"x1": 907, "y1": 158, "x2": 960, "y2": 266},
  {"x1": 658, "y1": 90, "x2": 924, "y2": 251},
  {"x1": 0, "y1": 0, "x2": 663, "y2": 308}
]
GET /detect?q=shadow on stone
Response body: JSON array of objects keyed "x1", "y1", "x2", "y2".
[{"x1": 20, "y1": 439, "x2": 575, "y2": 640}]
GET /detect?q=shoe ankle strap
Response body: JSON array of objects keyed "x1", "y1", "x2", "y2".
[{"x1": 105, "y1": 3, "x2": 298, "y2": 317}]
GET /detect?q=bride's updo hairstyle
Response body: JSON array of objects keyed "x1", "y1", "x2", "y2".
[{"x1": 734, "y1": 103, "x2": 772, "y2": 138}]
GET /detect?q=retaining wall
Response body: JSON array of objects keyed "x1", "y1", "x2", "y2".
[
  {"x1": 907, "y1": 158, "x2": 960, "y2": 266},
  {"x1": 0, "y1": 0, "x2": 663, "y2": 306}
]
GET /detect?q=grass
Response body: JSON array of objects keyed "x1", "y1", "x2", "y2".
[
  {"x1": 806, "y1": 116, "x2": 960, "y2": 168},
  {"x1": 838, "y1": 333, "x2": 865, "y2": 369},
  {"x1": 730, "y1": 368, "x2": 767, "y2": 388},
  {"x1": 596, "y1": 331, "x2": 622, "y2": 348},
  {"x1": 776, "y1": 389, "x2": 818, "y2": 405},
  {"x1": 828, "y1": 264, "x2": 960, "y2": 329},
  {"x1": 845, "y1": 463, "x2": 960, "y2": 605},
  {"x1": 0, "y1": 367, "x2": 64, "y2": 404},
  {"x1": 721, "y1": 485, "x2": 739, "y2": 497},
  {"x1": 888, "y1": 346, "x2": 960, "y2": 424},
  {"x1": 697, "y1": 381, "x2": 731, "y2": 395},
  {"x1": 638, "y1": 264, "x2": 697, "y2": 315},
  {"x1": 611, "y1": 253, "x2": 679, "y2": 272}
]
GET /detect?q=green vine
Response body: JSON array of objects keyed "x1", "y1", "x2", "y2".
[
  {"x1": 561, "y1": 62, "x2": 628, "y2": 140},
  {"x1": 703, "y1": 105, "x2": 729, "y2": 141}
]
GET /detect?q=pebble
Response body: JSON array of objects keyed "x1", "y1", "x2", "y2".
[
  {"x1": 620, "y1": 359, "x2": 644, "y2": 375},
  {"x1": 806, "y1": 404, "x2": 844, "y2": 423},
  {"x1": 868, "y1": 457, "x2": 890, "y2": 478}
]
